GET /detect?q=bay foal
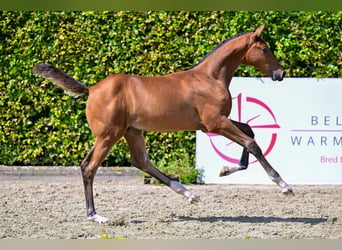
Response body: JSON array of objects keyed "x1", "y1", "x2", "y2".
[{"x1": 33, "y1": 25, "x2": 293, "y2": 223}]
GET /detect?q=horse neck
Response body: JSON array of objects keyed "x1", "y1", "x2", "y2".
[{"x1": 194, "y1": 35, "x2": 250, "y2": 87}]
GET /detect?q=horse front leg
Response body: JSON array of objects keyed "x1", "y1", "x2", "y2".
[
  {"x1": 219, "y1": 120, "x2": 253, "y2": 177},
  {"x1": 124, "y1": 127, "x2": 200, "y2": 204},
  {"x1": 210, "y1": 117, "x2": 294, "y2": 196}
]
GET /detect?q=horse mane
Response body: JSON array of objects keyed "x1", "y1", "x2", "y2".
[{"x1": 188, "y1": 30, "x2": 254, "y2": 70}]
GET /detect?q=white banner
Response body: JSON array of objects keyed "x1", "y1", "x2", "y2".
[{"x1": 196, "y1": 77, "x2": 342, "y2": 184}]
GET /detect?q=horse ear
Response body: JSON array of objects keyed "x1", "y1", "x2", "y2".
[
  {"x1": 254, "y1": 24, "x2": 266, "y2": 37},
  {"x1": 249, "y1": 24, "x2": 266, "y2": 45}
]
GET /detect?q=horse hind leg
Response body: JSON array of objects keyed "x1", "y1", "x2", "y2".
[
  {"x1": 81, "y1": 131, "x2": 125, "y2": 223},
  {"x1": 124, "y1": 127, "x2": 200, "y2": 204},
  {"x1": 219, "y1": 120, "x2": 253, "y2": 177}
]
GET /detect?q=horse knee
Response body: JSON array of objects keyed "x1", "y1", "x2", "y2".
[{"x1": 246, "y1": 140, "x2": 262, "y2": 156}]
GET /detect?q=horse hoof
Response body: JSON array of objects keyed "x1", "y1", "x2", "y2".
[
  {"x1": 87, "y1": 214, "x2": 110, "y2": 223},
  {"x1": 282, "y1": 188, "x2": 295, "y2": 196},
  {"x1": 189, "y1": 194, "x2": 201, "y2": 204},
  {"x1": 219, "y1": 166, "x2": 231, "y2": 177}
]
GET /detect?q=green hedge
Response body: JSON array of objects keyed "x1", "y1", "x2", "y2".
[{"x1": 0, "y1": 11, "x2": 341, "y2": 170}]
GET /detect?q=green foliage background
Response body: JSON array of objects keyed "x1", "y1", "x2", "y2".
[{"x1": 0, "y1": 12, "x2": 341, "y2": 171}]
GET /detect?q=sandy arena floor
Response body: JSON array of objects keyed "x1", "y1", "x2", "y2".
[{"x1": 0, "y1": 176, "x2": 341, "y2": 239}]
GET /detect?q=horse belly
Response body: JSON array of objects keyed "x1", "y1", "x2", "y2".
[{"x1": 131, "y1": 110, "x2": 202, "y2": 132}]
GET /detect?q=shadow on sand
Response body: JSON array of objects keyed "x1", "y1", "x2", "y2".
[{"x1": 174, "y1": 215, "x2": 327, "y2": 225}]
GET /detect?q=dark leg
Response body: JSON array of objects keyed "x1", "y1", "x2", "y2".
[
  {"x1": 219, "y1": 120, "x2": 254, "y2": 177},
  {"x1": 80, "y1": 133, "x2": 123, "y2": 223},
  {"x1": 124, "y1": 127, "x2": 200, "y2": 203},
  {"x1": 210, "y1": 117, "x2": 294, "y2": 196}
]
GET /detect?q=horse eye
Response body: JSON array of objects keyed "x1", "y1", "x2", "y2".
[{"x1": 262, "y1": 47, "x2": 269, "y2": 53}]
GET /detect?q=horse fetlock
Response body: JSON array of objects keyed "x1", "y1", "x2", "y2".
[
  {"x1": 273, "y1": 178, "x2": 295, "y2": 196},
  {"x1": 238, "y1": 159, "x2": 249, "y2": 169},
  {"x1": 183, "y1": 190, "x2": 200, "y2": 204},
  {"x1": 169, "y1": 180, "x2": 183, "y2": 193},
  {"x1": 170, "y1": 181, "x2": 200, "y2": 203},
  {"x1": 188, "y1": 193, "x2": 201, "y2": 204},
  {"x1": 170, "y1": 180, "x2": 189, "y2": 194}
]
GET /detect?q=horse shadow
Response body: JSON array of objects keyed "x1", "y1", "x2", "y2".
[{"x1": 175, "y1": 215, "x2": 327, "y2": 225}]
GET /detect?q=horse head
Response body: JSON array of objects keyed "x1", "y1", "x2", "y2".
[{"x1": 243, "y1": 24, "x2": 285, "y2": 81}]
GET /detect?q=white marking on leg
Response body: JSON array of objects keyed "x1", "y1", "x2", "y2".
[
  {"x1": 87, "y1": 214, "x2": 109, "y2": 223},
  {"x1": 219, "y1": 165, "x2": 241, "y2": 177},
  {"x1": 170, "y1": 181, "x2": 201, "y2": 203},
  {"x1": 271, "y1": 178, "x2": 295, "y2": 196}
]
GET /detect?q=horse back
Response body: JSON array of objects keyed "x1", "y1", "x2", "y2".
[{"x1": 86, "y1": 72, "x2": 205, "y2": 132}]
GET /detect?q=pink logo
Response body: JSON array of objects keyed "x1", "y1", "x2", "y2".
[{"x1": 206, "y1": 93, "x2": 280, "y2": 164}]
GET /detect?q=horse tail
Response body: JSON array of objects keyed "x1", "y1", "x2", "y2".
[{"x1": 33, "y1": 63, "x2": 89, "y2": 97}]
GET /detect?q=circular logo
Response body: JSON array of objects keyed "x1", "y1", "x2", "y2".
[{"x1": 206, "y1": 93, "x2": 280, "y2": 164}]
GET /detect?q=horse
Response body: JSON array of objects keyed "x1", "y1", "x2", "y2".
[{"x1": 33, "y1": 24, "x2": 294, "y2": 223}]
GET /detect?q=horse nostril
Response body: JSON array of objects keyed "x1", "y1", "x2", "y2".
[
  {"x1": 274, "y1": 70, "x2": 285, "y2": 81},
  {"x1": 281, "y1": 71, "x2": 285, "y2": 80}
]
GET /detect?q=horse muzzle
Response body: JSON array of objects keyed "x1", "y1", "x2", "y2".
[{"x1": 272, "y1": 69, "x2": 285, "y2": 81}]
